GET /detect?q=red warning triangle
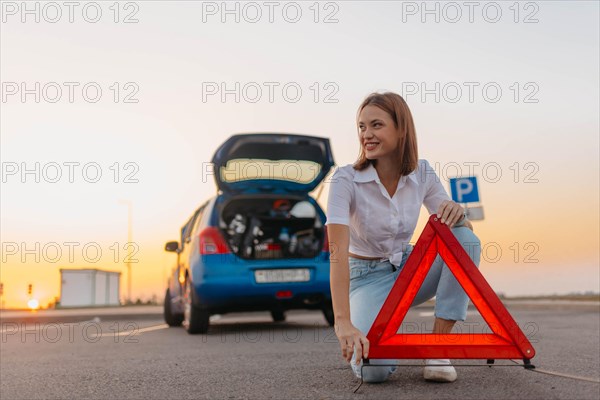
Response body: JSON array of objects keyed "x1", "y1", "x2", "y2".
[{"x1": 366, "y1": 214, "x2": 536, "y2": 361}]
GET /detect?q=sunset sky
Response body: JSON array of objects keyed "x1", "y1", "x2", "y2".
[{"x1": 1, "y1": 1, "x2": 598, "y2": 308}]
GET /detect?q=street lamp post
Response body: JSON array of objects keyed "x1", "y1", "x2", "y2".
[{"x1": 118, "y1": 199, "x2": 133, "y2": 304}]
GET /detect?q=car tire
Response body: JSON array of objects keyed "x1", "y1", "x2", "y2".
[
  {"x1": 183, "y1": 277, "x2": 210, "y2": 334},
  {"x1": 270, "y1": 310, "x2": 286, "y2": 322},
  {"x1": 322, "y1": 306, "x2": 334, "y2": 326},
  {"x1": 164, "y1": 289, "x2": 183, "y2": 327}
]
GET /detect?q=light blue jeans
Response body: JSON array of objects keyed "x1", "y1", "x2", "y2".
[{"x1": 349, "y1": 226, "x2": 481, "y2": 382}]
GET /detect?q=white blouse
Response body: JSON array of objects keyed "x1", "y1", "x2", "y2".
[{"x1": 324, "y1": 159, "x2": 465, "y2": 266}]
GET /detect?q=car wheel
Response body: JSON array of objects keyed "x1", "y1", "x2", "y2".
[
  {"x1": 163, "y1": 289, "x2": 183, "y2": 327},
  {"x1": 182, "y1": 277, "x2": 210, "y2": 334},
  {"x1": 270, "y1": 310, "x2": 286, "y2": 322},
  {"x1": 322, "y1": 306, "x2": 334, "y2": 326}
]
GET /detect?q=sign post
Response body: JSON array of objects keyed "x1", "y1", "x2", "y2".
[{"x1": 449, "y1": 176, "x2": 484, "y2": 221}]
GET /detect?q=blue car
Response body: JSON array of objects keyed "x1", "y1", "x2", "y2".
[{"x1": 164, "y1": 133, "x2": 335, "y2": 333}]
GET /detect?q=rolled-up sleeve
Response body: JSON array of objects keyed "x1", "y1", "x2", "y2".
[
  {"x1": 324, "y1": 167, "x2": 353, "y2": 226},
  {"x1": 423, "y1": 160, "x2": 451, "y2": 215},
  {"x1": 422, "y1": 160, "x2": 467, "y2": 227}
]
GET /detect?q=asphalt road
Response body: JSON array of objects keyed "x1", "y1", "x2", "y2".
[{"x1": 1, "y1": 304, "x2": 599, "y2": 400}]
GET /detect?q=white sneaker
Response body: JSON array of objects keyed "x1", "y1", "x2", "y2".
[{"x1": 423, "y1": 359, "x2": 457, "y2": 382}]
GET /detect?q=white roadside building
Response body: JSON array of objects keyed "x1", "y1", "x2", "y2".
[{"x1": 59, "y1": 268, "x2": 121, "y2": 307}]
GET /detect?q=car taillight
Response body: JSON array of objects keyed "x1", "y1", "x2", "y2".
[
  {"x1": 322, "y1": 226, "x2": 329, "y2": 252},
  {"x1": 275, "y1": 290, "x2": 293, "y2": 299},
  {"x1": 199, "y1": 227, "x2": 231, "y2": 255}
]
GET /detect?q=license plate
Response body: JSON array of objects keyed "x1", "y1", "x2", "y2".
[{"x1": 254, "y1": 268, "x2": 310, "y2": 283}]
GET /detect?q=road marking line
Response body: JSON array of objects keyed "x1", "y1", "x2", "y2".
[
  {"x1": 531, "y1": 368, "x2": 600, "y2": 383},
  {"x1": 1, "y1": 322, "x2": 169, "y2": 336},
  {"x1": 98, "y1": 323, "x2": 169, "y2": 337},
  {"x1": 510, "y1": 360, "x2": 600, "y2": 383}
]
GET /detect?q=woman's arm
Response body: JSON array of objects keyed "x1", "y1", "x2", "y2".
[
  {"x1": 421, "y1": 160, "x2": 474, "y2": 231},
  {"x1": 328, "y1": 224, "x2": 351, "y2": 322},
  {"x1": 328, "y1": 223, "x2": 369, "y2": 364}
]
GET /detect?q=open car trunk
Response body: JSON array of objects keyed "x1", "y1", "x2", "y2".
[{"x1": 218, "y1": 196, "x2": 325, "y2": 260}]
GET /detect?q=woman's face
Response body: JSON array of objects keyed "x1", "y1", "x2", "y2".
[{"x1": 358, "y1": 105, "x2": 400, "y2": 161}]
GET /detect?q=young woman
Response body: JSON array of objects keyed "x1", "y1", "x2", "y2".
[{"x1": 325, "y1": 92, "x2": 481, "y2": 383}]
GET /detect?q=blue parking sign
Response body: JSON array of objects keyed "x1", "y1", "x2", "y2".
[{"x1": 450, "y1": 177, "x2": 479, "y2": 203}]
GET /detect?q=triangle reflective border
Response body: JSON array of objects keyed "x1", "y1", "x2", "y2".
[{"x1": 366, "y1": 215, "x2": 536, "y2": 361}]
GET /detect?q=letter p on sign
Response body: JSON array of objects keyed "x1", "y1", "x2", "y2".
[{"x1": 450, "y1": 177, "x2": 479, "y2": 203}]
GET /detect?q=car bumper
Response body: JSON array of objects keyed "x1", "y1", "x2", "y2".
[{"x1": 190, "y1": 252, "x2": 332, "y2": 312}]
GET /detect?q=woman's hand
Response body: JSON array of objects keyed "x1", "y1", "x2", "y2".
[
  {"x1": 334, "y1": 319, "x2": 369, "y2": 364},
  {"x1": 437, "y1": 200, "x2": 466, "y2": 229}
]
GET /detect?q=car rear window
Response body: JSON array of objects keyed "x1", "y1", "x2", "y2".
[{"x1": 219, "y1": 159, "x2": 321, "y2": 184}]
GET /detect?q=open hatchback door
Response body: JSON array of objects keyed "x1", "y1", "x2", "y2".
[{"x1": 211, "y1": 133, "x2": 335, "y2": 195}]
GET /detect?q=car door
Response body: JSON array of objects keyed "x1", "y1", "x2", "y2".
[{"x1": 177, "y1": 206, "x2": 204, "y2": 293}]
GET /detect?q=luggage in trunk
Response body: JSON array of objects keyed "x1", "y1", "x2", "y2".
[{"x1": 219, "y1": 197, "x2": 324, "y2": 260}]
